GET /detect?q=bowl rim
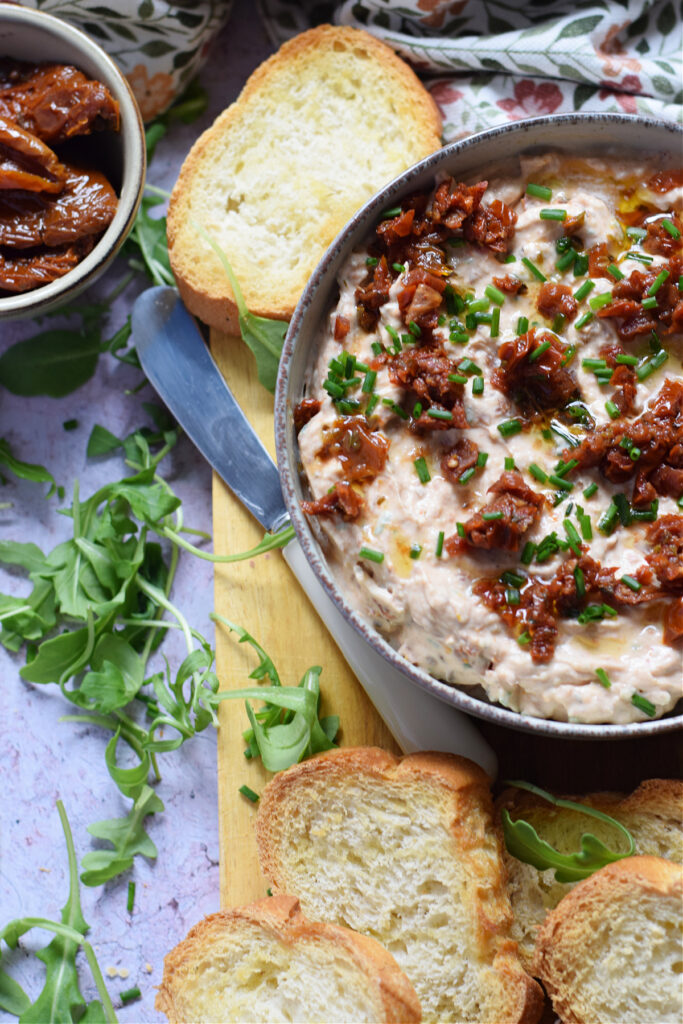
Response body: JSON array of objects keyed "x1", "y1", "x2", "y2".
[
  {"x1": 0, "y1": 3, "x2": 146, "y2": 319},
  {"x1": 275, "y1": 110, "x2": 683, "y2": 740}
]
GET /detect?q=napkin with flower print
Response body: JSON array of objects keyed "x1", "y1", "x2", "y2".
[{"x1": 257, "y1": 0, "x2": 682, "y2": 142}]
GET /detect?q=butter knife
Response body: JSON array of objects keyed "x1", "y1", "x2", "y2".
[{"x1": 132, "y1": 286, "x2": 496, "y2": 776}]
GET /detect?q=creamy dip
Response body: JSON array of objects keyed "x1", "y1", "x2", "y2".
[{"x1": 298, "y1": 154, "x2": 683, "y2": 724}]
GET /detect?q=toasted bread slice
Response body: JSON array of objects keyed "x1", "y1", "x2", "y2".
[
  {"x1": 534, "y1": 855, "x2": 683, "y2": 1024},
  {"x1": 167, "y1": 25, "x2": 441, "y2": 332},
  {"x1": 155, "y1": 894, "x2": 421, "y2": 1023},
  {"x1": 496, "y1": 779, "x2": 683, "y2": 970},
  {"x1": 255, "y1": 748, "x2": 543, "y2": 1024}
]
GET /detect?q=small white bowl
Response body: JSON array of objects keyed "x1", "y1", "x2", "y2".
[{"x1": 0, "y1": 5, "x2": 146, "y2": 320}]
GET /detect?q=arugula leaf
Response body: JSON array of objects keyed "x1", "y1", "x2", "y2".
[
  {"x1": 81, "y1": 784, "x2": 164, "y2": 887},
  {"x1": 0, "y1": 801, "x2": 117, "y2": 1023},
  {"x1": 501, "y1": 780, "x2": 636, "y2": 883},
  {"x1": 192, "y1": 222, "x2": 287, "y2": 392},
  {"x1": 0, "y1": 440, "x2": 57, "y2": 498},
  {"x1": 87, "y1": 426, "x2": 123, "y2": 458},
  {"x1": 0, "y1": 329, "x2": 100, "y2": 398},
  {"x1": 125, "y1": 194, "x2": 174, "y2": 288},
  {"x1": 0, "y1": 540, "x2": 46, "y2": 574}
]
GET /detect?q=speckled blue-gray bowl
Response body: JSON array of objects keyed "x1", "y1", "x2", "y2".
[
  {"x1": 275, "y1": 112, "x2": 683, "y2": 740},
  {"x1": 0, "y1": 5, "x2": 145, "y2": 321}
]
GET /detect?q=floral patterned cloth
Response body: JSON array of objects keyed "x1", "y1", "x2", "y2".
[
  {"x1": 258, "y1": 0, "x2": 682, "y2": 141},
  {"x1": 19, "y1": 0, "x2": 232, "y2": 120}
]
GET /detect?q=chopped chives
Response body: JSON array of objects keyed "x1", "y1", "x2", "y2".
[
  {"x1": 359, "y1": 545, "x2": 384, "y2": 563},
  {"x1": 444, "y1": 285, "x2": 464, "y2": 315},
  {"x1": 647, "y1": 269, "x2": 669, "y2": 295},
  {"x1": 629, "y1": 446, "x2": 641, "y2": 461},
  {"x1": 482, "y1": 510, "x2": 503, "y2": 521},
  {"x1": 455, "y1": 522, "x2": 466, "y2": 538},
  {"x1": 579, "y1": 513, "x2": 593, "y2": 541},
  {"x1": 127, "y1": 881, "x2": 136, "y2": 913},
  {"x1": 556, "y1": 457, "x2": 578, "y2": 476},
  {"x1": 563, "y1": 519, "x2": 582, "y2": 554},
  {"x1": 589, "y1": 291, "x2": 613, "y2": 311},
  {"x1": 323, "y1": 380, "x2": 345, "y2": 399},
  {"x1": 583, "y1": 482, "x2": 598, "y2": 499},
  {"x1": 467, "y1": 297, "x2": 490, "y2": 313},
  {"x1": 412, "y1": 401, "x2": 423, "y2": 418},
  {"x1": 662, "y1": 218, "x2": 680, "y2": 239},
  {"x1": 426, "y1": 408, "x2": 453, "y2": 421},
  {"x1": 621, "y1": 574, "x2": 641, "y2": 592},
  {"x1": 472, "y1": 376, "x2": 484, "y2": 396},
  {"x1": 476, "y1": 451, "x2": 489, "y2": 467},
  {"x1": 490, "y1": 306, "x2": 500, "y2": 337},
  {"x1": 573, "y1": 252, "x2": 589, "y2": 276},
  {"x1": 408, "y1": 320, "x2": 422, "y2": 337},
  {"x1": 635, "y1": 349, "x2": 668, "y2": 381},
  {"x1": 458, "y1": 358, "x2": 483, "y2": 375},
  {"x1": 458, "y1": 467, "x2": 476, "y2": 484},
  {"x1": 575, "y1": 311, "x2": 594, "y2": 329},
  {"x1": 539, "y1": 208, "x2": 567, "y2": 221},
  {"x1": 392, "y1": 262, "x2": 405, "y2": 273},
  {"x1": 409, "y1": 544, "x2": 422, "y2": 560},
  {"x1": 516, "y1": 315, "x2": 529, "y2": 334},
  {"x1": 386, "y1": 324, "x2": 400, "y2": 346},
  {"x1": 595, "y1": 668, "x2": 611, "y2": 689},
  {"x1": 528, "y1": 339, "x2": 551, "y2": 362},
  {"x1": 556, "y1": 248, "x2": 577, "y2": 271},
  {"x1": 120, "y1": 987, "x2": 142, "y2": 1005},
  {"x1": 382, "y1": 205, "x2": 401, "y2": 218},
  {"x1": 381, "y1": 397, "x2": 409, "y2": 419},
  {"x1": 504, "y1": 254, "x2": 517, "y2": 263},
  {"x1": 485, "y1": 284, "x2": 506, "y2": 305},
  {"x1": 529, "y1": 463, "x2": 548, "y2": 483},
  {"x1": 517, "y1": 630, "x2": 531, "y2": 646},
  {"x1": 504, "y1": 456, "x2": 516, "y2": 470},
  {"x1": 625, "y1": 250, "x2": 653, "y2": 264},
  {"x1": 605, "y1": 400, "x2": 620, "y2": 419},
  {"x1": 598, "y1": 501, "x2": 619, "y2": 534},
  {"x1": 366, "y1": 256, "x2": 379, "y2": 267},
  {"x1": 615, "y1": 353, "x2": 638, "y2": 365},
  {"x1": 448, "y1": 373, "x2": 468, "y2": 384},
  {"x1": 551, "y1": 313, "x2": 566, "y2": 333},
  {"x1": 414, "y1": 457, "x2": 430, "y2": 484},
  {"x1": 239, "y1": 784, "x2": 260, "y2": 803},
  {"x1": 526, "y1": 182, "x2": 552, "y2": 200},
  {"x1": 574, "y1": 565, "x2": 586, "y2": 597},
  {"x1": 362, "y1": 369, "x2": 377, "y2": 393},
  {"x1": 549, "y1": 474, "x2": 574, "y2": 491},
  {"x1": 521, "y1": 256, "x2": 547, "y2": 282},
  {"x1": 501, "y1": 570, "x2": 526, "y2": 587},
  {"x1": 497, "y1": 418, "x2": 522, "y2": 438},
  {"x1": 631, "y1": 693, "x2": 656, "y2": 717},
  {"x1": 365, "y1": 393, "x2": 379, "y2": 417},
  {"x1": 574, "y1": 279, "x2": 595, "y2": 302},
  {"x1": 521, "y1": 541, "x2": 536, "y2": 564},
  {"x1": 371, "y1": 341, "x2": 383, "y2": 356},
  {"x1": 506, "y1": 587, "x2": 521, "y2": 605},
  {"x1": 641, "y1": 296, "x2": 658, "y2": 309},
  {"x1": 436, "y1": 531, "x2": 444, "y2": 557},
  {"x1": 626, "y1": 226, "x2": 646, "y2": 240},
  {"x1": 607, "y1": 263, "x2": 625, "y2": 281},
  {"x1": 614, "y1": 492, "x2": 632, "y2": 526}
]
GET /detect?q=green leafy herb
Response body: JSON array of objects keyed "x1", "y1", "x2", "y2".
[
  {"x1": 212, "y1": 617, "x2": 339, "y2": 773},
  {"x1": 0, "y1": 439, "x2": 57, "y2": 497},
  {"x1": 193, "y1": 222, "x2": 287, "y2": 392},
  {"x1": 501, "y1": 780, "x2": 635, "y2": 883},
  {"x1": 0, "y1": 801, "x2": 117, "y2": 1022}
]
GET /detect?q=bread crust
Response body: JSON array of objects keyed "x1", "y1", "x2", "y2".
[
  {"x1": 255, "y1": 748, "x2": 543, "y2": 1024},
  {"x1": 155, "y1": 893, "x2": 421, "y2": 1023},
  {"x1": 534, "y1": 856, "x2": 683, "y2": 1024},
  {"x1": 167, "y1": 24, "x2": 442, "y2": 331}
]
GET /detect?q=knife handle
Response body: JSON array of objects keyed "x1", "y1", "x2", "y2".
[{"x1": 281, "y1": 537, "x2": 497, "y2": 778}]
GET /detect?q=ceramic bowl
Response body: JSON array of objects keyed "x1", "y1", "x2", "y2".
[
  {"x1": 0, "y1": 4, "x2": 146, "y2": 320},
  {"x1": 276, "y1": 112, "x2": 683, "y2": 739}
]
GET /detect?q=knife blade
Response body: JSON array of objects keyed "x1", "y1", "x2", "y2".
[{"x1": 131, "y1": 286, "x2": 496, "y2": 776}]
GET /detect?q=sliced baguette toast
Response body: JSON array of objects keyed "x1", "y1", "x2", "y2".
[
  {"x1": 167, "y1": 25, "x2": 442, "y2": 332},
  {"x1": 534, "y1": 855, "x2": 683, "y2": 1024},
  {"x1": 496, "y1": 778, "x2": 683, "y2": 970},
  {"x1": 155, "y1": 893, "x2": 421, "y2": 1023},
  {"x1": 255, "y1": 748, "x2": 543, "y2": 1024}
]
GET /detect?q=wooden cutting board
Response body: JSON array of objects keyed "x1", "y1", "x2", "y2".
[{"x1": 210, "y1": 329, "x2": 400, "y2": 908}]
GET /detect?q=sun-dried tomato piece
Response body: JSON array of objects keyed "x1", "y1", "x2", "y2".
[
  {"x1": 355, "y1": 255, "x2": 393, "y2": 331},
  {"x1": 389, "y1": 346, "x2": 468, "y2": 429},
  {"x1": 663, "y1": 596, "x2": 683, "y2": 644},
  {"x1": 376, "y1": 207, "x2": 415, "y2": 245},
  {"x1": 464, "y1": 198, "x2": 517, "y2": 254},
  {"x1": 301, "y1": 481, "x2": 363, "y2": 519},
  {"x1": 427, "y1": 179, "x2": 488, "y2": 231},
  {"x1": 447, "y1": 471, "x2": 544, "y2": 554},
  {"x1": 293, "y1": 398, "x2": 321, "y2": 431},
  {"x1": 333, "y1": 315, "x2": 350, "y2": 341},
  {"x1": 643, "y1": 215, "x2": 683, "y2": 258},
  {"x1": 493, "y1": 327, "x2": 577, "y2": 413},
  {"x1": 646, "y1": 515, "x2": 683, "y2": 592},
  {"x1": 317, "y1": 416, "x2": 389, "y2": 483},
  {"x1": 536, "y1": 281, "x2": 578, "y2": 322},
  {"x1": 441, "y1": 438, "x2": 479, "y2": 484},
  {"x1": 493, "y1": 274, "x2": 526, "y2": 294},
  {"x1": 588, "y1": 242, "x2": 612, "y2": 279},
  {"x1": 646, "y1": 168, "x2": 683, "y2": 193}
]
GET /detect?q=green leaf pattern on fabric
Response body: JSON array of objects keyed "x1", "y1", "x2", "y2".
[{"x1": 259, "y1": 0, "x2": 682, "y2": 142}]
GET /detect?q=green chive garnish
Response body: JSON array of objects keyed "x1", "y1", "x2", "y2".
[
  {"x1": 635, "y1": 349, "x2": 668, "y2": 381},
  {"x1": 521, "y1": 541, "x2": 536, "y2": 564},
  {"x1": 517, "y1": 630, "x2": 531, "y2": 646},
  {"x1": 607, "y1": 263, "x2": 624, "y2": 281},
  {"x1": 641, "y1": 296, "x2": 658, "y2": 309},
  {"x1": 615, "y1": 353, "x2": 638, "y2": 365},
  {"x1": 458, "y1": 467, "x2": 476, "y2": 484},
  {"x1": 528, "y1": 339, "x2": 551, "y2": 362},
  {"x1": 529, "y1": 463, "x2": 548, "y2": 483},
  {"x1": 516, "y1": 315, "x2": 529, "y2": 334},
  {"x1": 573, "y1": 252, "x2": 589, "y2": 276},
  {"x1": 448, "y1": 374, "x2": 468, "y2": 384},
  {"x1": 362, "y1": 369, "x2": 377, "y2": 393},
  {"x1": 539, "y1": 208, "x2": 567, "y2": 221},
  {"x1": 625, "y1": 251, "x2": 653, "y2": 264},
  {"x1": 456, "y1": 522, "x2": 466, "y2": 538},
  {"x1": 621, "y1": 574, "x2": 641, "y2": 592},
  {"x1": 458, "y1": 357, "x2": 483, "y2": 375},
  {"x1": 583, "y1": 482, "x2": 598, "y2": 499},
  {"x1": 626, "y1": 227, "x2": 646, "y2": 240},
  {"x1": 426, "y1": 408, "x2": 453, "y2": 421},
  {"x1": 412, "y1": 402, "x2": 423, "y2": 418},
  {"x1": 467, "y1": 297, "x2": 490, "y2": 314},
  {"x1": 359, "y1": 546, "x2": 384, "y2": 563},
  {"x1": 408, "y1": 320, "x2": 422, "y2": 337},
  {"x1": 382, "y1": 205, "x2": 401, "y2": 218},
  {"x1": 574, "y1": 279, "x2": 595, "y2": 302},
  {"x1": 482, "y1": 510, "x2": 503, "y2": 521},
  {"x1": 526, "y1": 183, "x2": 552, "y2": 200},
  {"x1": 497, "y1": 418, "x2": 522, "y2": 438},
  {"x1": 490, "y1": 306, "x2": 500, "y2": 337},
  {"x1": 392, "y1": 262, "x2": 405, "y2": 273},
  {"x1": 521, "y1": 256, "x2": 547, "y2": 282},
  {"x1": 556, "y1": 248, "x2": 577, "y2": 271},
  {"x1": 605, "y1": 400, "x2": 620, "y2": 419},
  {"x1": 574, "y1": 565, "x2": 586, "y2": 597},
  {"x1": 472, "y1": 376, "x2": 484, "y2": 396},
  {"x1": 436, "y1": 531, "x2": 444, "y2": 557},
  {"x1": 365, "y1": 393, "x2": 379, "y2": 417},
  {"x1": 647, "y1": 269, "x2": 669, "y2": 295},
  {"x1": 589, "y1": 291, "x2": 613, "y2": 311},
  {"x1": 485, "y1": 284, "x2": 506, "y2": 305},
  {"x1": 631, "y1": 693, "x2": 656, "y2": 717},
  {"x1": 505, "y1": 456, "x2": 516, "y2": 470},
  {"x1": 410, "y1": 544, "x2": 422, "y2": 560},
  {"x1": 662, "y1": 218, "x2": 680, "y2": 239},
  {"x1": 120, "y1": 987, "x2": 142, "y2": 1005},
  {"x1": 575, "y1": 311, "x2": 594, "y2": 329},
  {"x1": 239, "y1": 785, "x2": 259, "y2": 803},
  {"x1": 549, "y1": 474, "x2": 573, "y2": 491},
  {"x1": 366, "y1": 256, "x2": 379, "y2": 267},
  {"x1": 598, "y1": 501, "x2": 619, "y2": 534},
  {"x1": 414, "y1": 457, "x2": 430, "y2": 484},
  {"x1": 596, "y1": 668, "x2": 611, "y2": 689},
  {"x1": 127, "y1": 881, "x2": 135, "y2": 914}
]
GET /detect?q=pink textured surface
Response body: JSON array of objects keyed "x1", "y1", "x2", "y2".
[{"x1": 0, "y1": 7, "x2": 273, "y2": 1021}]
